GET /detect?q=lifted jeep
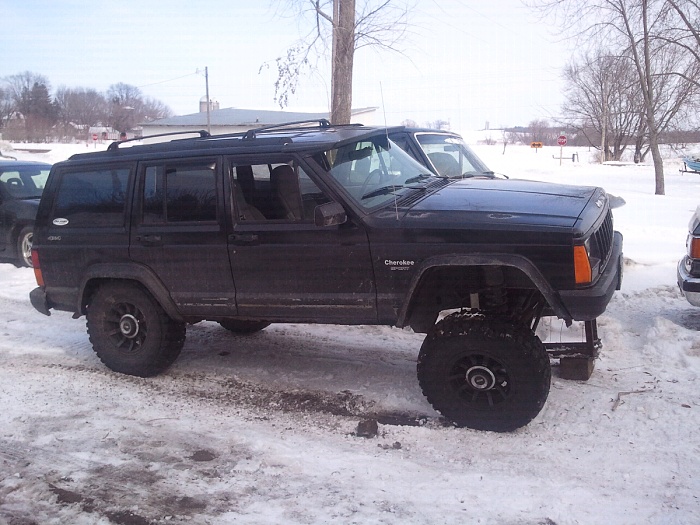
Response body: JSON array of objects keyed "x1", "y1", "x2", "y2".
[{"x1": 30, "y1": 120, "x2": 623, "y2": 431}]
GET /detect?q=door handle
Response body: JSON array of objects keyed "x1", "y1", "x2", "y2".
[{"x1": 229, "y1": 233, "x2": 259, "y2": 245}]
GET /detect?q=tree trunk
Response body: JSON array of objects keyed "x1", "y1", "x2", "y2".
[
  {"x1": 649, "y1": 128, "x2": 665, "y2": 195},
  {"x1": 331, "y1": 0, "x2": 355, "y2": 124}
]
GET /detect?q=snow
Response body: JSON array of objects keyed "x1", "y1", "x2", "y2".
[{"x1": 1, "y1": 139, "x2": 700, "y2": 524}]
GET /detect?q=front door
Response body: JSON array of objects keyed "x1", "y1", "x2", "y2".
[{"x1": 227, "y1": 156, "x2": 376, "y2": 323}]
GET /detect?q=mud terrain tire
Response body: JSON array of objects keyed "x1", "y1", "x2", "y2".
[
  {"x1": 417, "y1": 314, "x2": 551, "y2": 432},
  {"x1": 87, "y1": 282, "x2": 186, "y2": 377}
]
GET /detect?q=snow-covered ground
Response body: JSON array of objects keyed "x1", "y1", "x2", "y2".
[{"x1": 1, "y1": 139, "x2": 699, "y2": 524}]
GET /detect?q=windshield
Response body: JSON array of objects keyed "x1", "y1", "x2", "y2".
[
  {"x1": 415, "y1": 133, "x2": 493, "y2": 178},
  {"x1": 0, "y1": 165, "x2": 50, "y2": 199},
  {"x1": 321, "y1": 136, "x2": 437, "y2": 210}
]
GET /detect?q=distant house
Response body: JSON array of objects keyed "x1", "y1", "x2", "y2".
[{"x1": 141, "y1": 107, "x2": 378, "y2": 138}]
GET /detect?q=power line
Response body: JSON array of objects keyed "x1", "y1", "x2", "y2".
[{"x1": 137, "y1": 72, "x2": 198, "y2": 89}]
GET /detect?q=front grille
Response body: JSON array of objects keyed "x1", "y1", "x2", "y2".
[{"x1": 591, "y1": 209, "x2": 614, "y2": 270}]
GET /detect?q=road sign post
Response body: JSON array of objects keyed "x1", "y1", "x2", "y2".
[{"x1": 557, "y1": 135, "x2": 567, "y2": 165}]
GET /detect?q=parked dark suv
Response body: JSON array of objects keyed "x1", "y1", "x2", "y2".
[
  {"x1": 30, "y1": 121, "x2": 623, "y2": 431},
  {"x1": 389, "y1": 128, "x2": 494, "y2": 179},
  {"x1": 0, "y1": 159, "x2": 51, "y2": 267}
]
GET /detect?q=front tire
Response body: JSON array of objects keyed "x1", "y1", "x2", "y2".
[
  {"x1": 17, "y1": 226, "x2": 33, "y2": 267},
  {"x1": 417, "y1": 314, "x2": 551, "y2": 432},
  {"x1": 87, "y1": 282, "x2": 186, "y2": 377}
]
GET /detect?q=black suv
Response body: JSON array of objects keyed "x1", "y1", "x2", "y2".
[
  {"x1": 0, "y1": 159, "x2": 51, "y2": 267},
  {"x1": 389, "y1": 128, "x2": 494, "y2": 179},
  {"x1": 29, "y1": 121, "x2": 623, "y2": 431}
]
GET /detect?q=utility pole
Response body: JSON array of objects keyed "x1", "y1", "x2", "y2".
[{"x1": 205, "y1": 66, "x2": 211, "y2": 135}]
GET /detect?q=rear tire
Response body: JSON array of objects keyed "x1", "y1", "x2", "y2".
[
  {"x1": 87, "y1": 282, "x2": 186, "y2": 377},
  {"x1": 417, "y1": 314, "x2": 550, "y2": 432},
  {"x1": 219, "y1": 319, "x2": 270, "y2": 334},
  {"x1": 17, "y1": 226, "x2": 33, "y2": 267}
]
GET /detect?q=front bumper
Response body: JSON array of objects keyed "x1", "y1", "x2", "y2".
[
  {"x1": 677, "y1": 256, "x2": 700, "y2": 307},
  {"x1": 559, "y1": 231, "x2": 624, "y2": 321}
]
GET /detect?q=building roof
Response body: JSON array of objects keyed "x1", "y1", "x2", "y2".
[{"x1": 144, "y1": 107, "x2": 378, "y2": 127}]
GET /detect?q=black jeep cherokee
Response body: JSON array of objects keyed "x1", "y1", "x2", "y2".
[{"x1": 29, "y1": 121, "x2": 623, "y2": 431}]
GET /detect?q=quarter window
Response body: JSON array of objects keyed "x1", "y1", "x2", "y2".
[{"x1": 53, "y1": 167, "x2": 130, "y2": 227}]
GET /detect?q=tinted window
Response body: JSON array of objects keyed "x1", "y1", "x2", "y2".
[
  {"x1": 0, "y1": 165, "x2": 51, "y2": 199},
  {"x1": 53, "y1": 167, "x2": 130, "y2": 227},
  {"x1": 142, "y1": 161, "x2": 218, "y2": 223}
]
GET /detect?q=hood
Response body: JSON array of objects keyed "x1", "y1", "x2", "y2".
[{"x1": 401, "y1": 178, "x2": 599, "y2": 229}]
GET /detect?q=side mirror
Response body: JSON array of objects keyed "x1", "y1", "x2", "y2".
[{"x1": 314, "y1": 201, "x2": 347, "y2": 227}]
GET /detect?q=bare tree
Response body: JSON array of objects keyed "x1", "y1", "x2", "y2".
[
  {"x1": 141, "y1": 97, "x2": 173, "y2": 122},
  {"x1": 562, "y1": 50, "x2": 644, "y2": 161},
  {"x1": 532, "y1": 0, "x2": 700, "y2": 195},
  {"x1": 3, "y1": 72, "x2": 57, "y2": 141},
  {"x1": 528, "y1": 119, "x2": 559, "y2": 145},
  {"x1": 267, "y1": 0, "x2": 411, "y2": 124},
  {"x1": 54, "y1": 87, "x2": 108, "y2": 139},
  {"x1": 107, "y1": 83, "x2": 144, "y2": 133},
  {"x1": 0, "y1": 86, "x2": 13, "y2": 131}
]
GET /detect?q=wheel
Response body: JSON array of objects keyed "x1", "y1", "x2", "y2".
[
  {"x1": 86, "y1": 282, "x2": 186, "y2": 377},
  {"x1": 417, "y1": 314, "x2": 551, "y2": 432},
  {"x1": 17, "y1": 226, "x2": 33, "y2": 267},
  {"x1": 219, "y1": 319, "x2": 270, "y2": 334}
]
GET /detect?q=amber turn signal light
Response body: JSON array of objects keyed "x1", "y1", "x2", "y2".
[
  {"x1": 690, "y1": 237, "x2": 700, "y2": 259},
  {"x1": 573, "y1": 245, "x2": 592, "y2": 285}
]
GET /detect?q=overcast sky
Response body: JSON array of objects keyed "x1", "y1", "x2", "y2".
[{"x1": 1, "y1": 0, "x2": 571, "y2": 131}]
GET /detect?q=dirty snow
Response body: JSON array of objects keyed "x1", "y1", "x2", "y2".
[{"x1": 0, "y1": 138, "x2": 699, "y2": 524}]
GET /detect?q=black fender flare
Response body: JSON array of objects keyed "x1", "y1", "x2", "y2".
[
  {"x1": 77, "y1": 263, "x2": 184, "y2": 322},
  {"x1": 395, "y1": 253, "x2": 573, "y2": 327}
]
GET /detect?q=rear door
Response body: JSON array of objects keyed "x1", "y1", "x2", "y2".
[{"x1": 129, "y1": 156, "x2": 236, "y2": 317}]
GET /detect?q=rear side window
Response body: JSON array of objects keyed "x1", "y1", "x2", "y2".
[
  {"x1": 142, "y1": 160, "x2": 218, "y2": 223},
  {"x1": 53, "y1": 167, "x2": 130, "y2": 227}
]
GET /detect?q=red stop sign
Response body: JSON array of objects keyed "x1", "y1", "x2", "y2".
[
  {"x1": 557, "y1": 135, "x2": 567, "y2": 146},
  {"x1": 92, "y1": 133, "x2": 98, "y2": 141}
]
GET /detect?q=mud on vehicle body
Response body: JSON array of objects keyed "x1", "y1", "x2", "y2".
[{"x1": 30, "y1": 120, "x2": 623, "y2": 431}]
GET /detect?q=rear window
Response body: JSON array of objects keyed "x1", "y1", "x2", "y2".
[
  {"x1": 53, "y1": 167, "x2": 130, "y2": 227},
  {"x1": 0, "y1": 165, "x2": 51, "y2": 199}
]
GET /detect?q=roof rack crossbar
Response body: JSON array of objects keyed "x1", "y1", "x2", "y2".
[
  {"x1": 243, "y1": 119, "x2": 331, "y2": 140},
  {"x1": 107, "y1": 130, "x2": 211, "y2": 151}
]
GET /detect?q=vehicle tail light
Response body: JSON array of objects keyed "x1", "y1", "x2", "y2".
[
  {"x1": 690, "y1": 237, "x2": 700, "y2": 259},
  {"x1": 573, "y1": 245, "x2": 592, "y2": 285},
  {"x1": 31, "y1": 249, "x2": 44, "y2": 287}
]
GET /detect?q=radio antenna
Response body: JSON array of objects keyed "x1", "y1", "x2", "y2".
[{"x1": 380, "y1": 81, "x2": 399, "y2": 221}]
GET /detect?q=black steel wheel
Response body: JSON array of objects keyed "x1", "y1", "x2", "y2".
[
  {"x1": 219, "y1": 319, "x2": 270, "y2": 334},
  {"x1": 17, "y1": 226, "x2": 33, "y2": 267},
  {"x1": 417, "y1": 314, "x2": 551, "y2": 432},
  {"x1": 87, "y1": 282, "x2": 186, "y2": 377}
]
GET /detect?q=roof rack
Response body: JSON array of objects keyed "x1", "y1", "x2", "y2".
[
  {"x1": 242, "y1": 119, "x2": 333, "y2": 140},
  {"x1": 107, "y1": 130, "x2": 211, "y2": 151}
]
